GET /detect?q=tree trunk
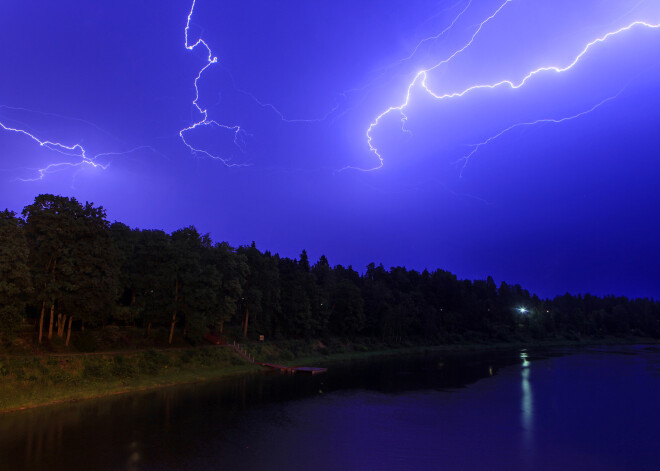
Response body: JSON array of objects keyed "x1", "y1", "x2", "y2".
[
  {"x1": 169, "y1": 314, "x2": 177, "y2": 345},
  {"x1": 169, "y1": 279, "x2": 179, "y2": 345},
  {"x1": 243, "y1": 307, "x2": 249, "y2": 338},
  {"x1": 60, "y1": 315, "x2": 67, "y2": 337},
  {"x1": 65, "y1": 317, "x2": 73, "y2": 347},
  {"x1": 38, "y1": 300, "x2": 45, "y2": 344},
  {"x1": 146, "y1": 322, "x2": 152, "y2": 338},
  {"x1": 57, "y1": 314, "x2": 67, "y2": 337},
  {"x1": 219, "y1": 320, "x2": 224, "y2": 334},
  {"x1": 47, "y1": 258, "x2": 57, "y2": 341},
  {"x1": 48, "y1": 303, "x2": 55, "y2": 340},
  {"x1": 81, "y1": 321, "x2": 85, "y2": 332}
]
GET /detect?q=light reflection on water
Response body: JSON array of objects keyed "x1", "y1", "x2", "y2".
[
  {"x1": 520, "y1": 350, "x2": 534, "y2": 462},
  {"x1": 2, "y1": 345, "x2": 660, "y2": 471},
  {"x1": 127, "y1": 441, "x2": 141, "y2": 471}
]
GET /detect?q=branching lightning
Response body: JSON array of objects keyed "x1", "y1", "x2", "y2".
[
  {"x1": 361, "y1": 0, "x2": 660, "y2": 172},
  {"x1": 236, "y1": 87, "x2": 344, "y2": 124},
  {"x1": 179, "y1": 0, "x2": 250, "y2": 166},
  {"x1": 4, "y1": 0, "x2": 657, "y2": 180},
  {"x1": 354, "y1": 0, "x2": 513, "y2": 172},
  {"x1": 0, "y1": 104, "x2": 163, "y2": 182},
  {"x1": 0, "y1": 0, "x2": 248, "y2": 180},
  {"x1": 398, "y1": 0, "x2": 473, "y2": 65},
  {"x1": 0, "y1": 118, "x2": 110, "y2": 181},
  {"x1": 16, "y1": 146, "x2": 154, "y2": 182},
  {"x1": 456, "y1": 93, "x2": 622, "y2": 175},
  {"x1": 0, "y1": 104, "x2": 123, "y2": 142}
]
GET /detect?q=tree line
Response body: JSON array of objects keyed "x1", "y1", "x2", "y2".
[{"x1": 1, "y1": 194, "x2": 659, "y2": 346}]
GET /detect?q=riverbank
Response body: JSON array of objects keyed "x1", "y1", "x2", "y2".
[
  {"x1": 0, "y1": 347, "x2": 261, "y2": 413},
  {"x1": 283, "y1": 336, "x2": 660, "y2": 368},
  {"x1": 2, "y1": 336, "x2": 657, "y2": 413}
]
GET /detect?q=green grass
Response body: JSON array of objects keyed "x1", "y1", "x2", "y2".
[
  {"x1": 2, "y1": 335, "x2": 657, "y2": 413},
  {"x1": 0, "y1": 347, "x2": 260, "y2": 412}
]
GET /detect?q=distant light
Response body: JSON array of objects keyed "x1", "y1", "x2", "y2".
[{"x1": 518, "y1": 307, "x2": 528, "y2": 314}]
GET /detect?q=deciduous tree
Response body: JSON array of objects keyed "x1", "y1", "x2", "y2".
[{"x1": 0, "y1": 210, "x2": 33, "y2": 339}]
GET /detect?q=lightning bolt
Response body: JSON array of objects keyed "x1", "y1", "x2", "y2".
[
  {"x1": 179, "y1": 0, "x2": 250, "y2": 166},
  {"x1": 0, "y1": 118, "x2": 110, "y2": 181},
  {"x1": 1, "y1": 0, "x2": 247, "y2": 180},
  {"x1": 456, "y1": 93, "x2": 622, "y2": 176},
  {"x1": 236, "y1": 86, "x2": 344, "y2": 124},
  {"x1": 243, "y1": 0, "x2": 473, "y2": 125},
  {"x1": 0, "y1": 107, "x2": 164, "y2": 182},
  {"x1": 398, "y1": 0, "x2": 473, "y2": 65},
  {"x1": 180, "y1": 0, "x2": 473, "y2": 153},
  {"x1": 353, "y1": 0, "x2": 513, "y2": 172},
  {"x1": 0, "y1": 104, "x2": 123, "y2": 142},
  {"x1": 361, "y1": 1, "x2": 660, "y2": 172},
  {"x1": 16, "y1": 146, "x2": 154, "y2": 182},
  {"x1": 211, "y1": 59, "x2": 353, "y2": 125}
]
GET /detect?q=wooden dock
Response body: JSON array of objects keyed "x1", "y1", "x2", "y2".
[
  {"x1": 293, "y1": 366, "x2": 328, "y2": 375},
  {"x1": 259, "y1": 363, "x2": 327, "y2": 375},
  {"x1": 226, "y1": 342, "x2": 327, "y2": 375}
]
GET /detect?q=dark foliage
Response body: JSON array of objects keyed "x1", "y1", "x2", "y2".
[{"x1": 1, "y1": 194, "x2": 659, "y2": 346}]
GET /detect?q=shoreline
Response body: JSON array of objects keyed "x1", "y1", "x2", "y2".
[
  {"x1": 2, "y1": 336, "x2": 657, "y2": 414},
  {"x1": 1, "y1": 364, "x2": 261, "y2": 415},
  {"x1": 289, "y1": 336, "x2": 660, "y2": 367}
]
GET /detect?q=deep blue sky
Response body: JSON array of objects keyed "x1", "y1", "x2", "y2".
[{"x1": 2, "y1": 0, "x2": 660, "y2": 299}]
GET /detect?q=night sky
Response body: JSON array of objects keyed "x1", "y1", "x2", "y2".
[{"x1": 2, "y1": 0, "x2": 660, "y2": 299}]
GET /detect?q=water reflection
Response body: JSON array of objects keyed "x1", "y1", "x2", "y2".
[
  {"x1": 520, "y1": 350, "x2": 534, "y2": 457},
  {"x1": 126, "y1": 441, "x2": 141, "y2": 471},
  {"x1": 6, "y1": 347, "x2": 659, "y2": 471},
  {"x1": 1, "y1": 351, "x2": 527, "y2": 471}
]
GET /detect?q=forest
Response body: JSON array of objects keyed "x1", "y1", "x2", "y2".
[{"x1": 1, "y1": 194, "x2": 659, "y2": 349}]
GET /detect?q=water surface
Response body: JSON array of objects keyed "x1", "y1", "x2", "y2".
[{"x1": 3, "y1": 345, "x2": 659, "y2": 470}]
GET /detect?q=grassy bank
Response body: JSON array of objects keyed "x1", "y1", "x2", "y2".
[
  {"x1": 0, "y1": 347, "x2": 260, "y2": 412},
  {"x1": 2, "y1": 335, "x2": 657, "y2": 413}
]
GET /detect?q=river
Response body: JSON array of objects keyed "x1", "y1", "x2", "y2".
[{"x1": 2, "y1": 344, "x2": 659, "y2": 470}]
